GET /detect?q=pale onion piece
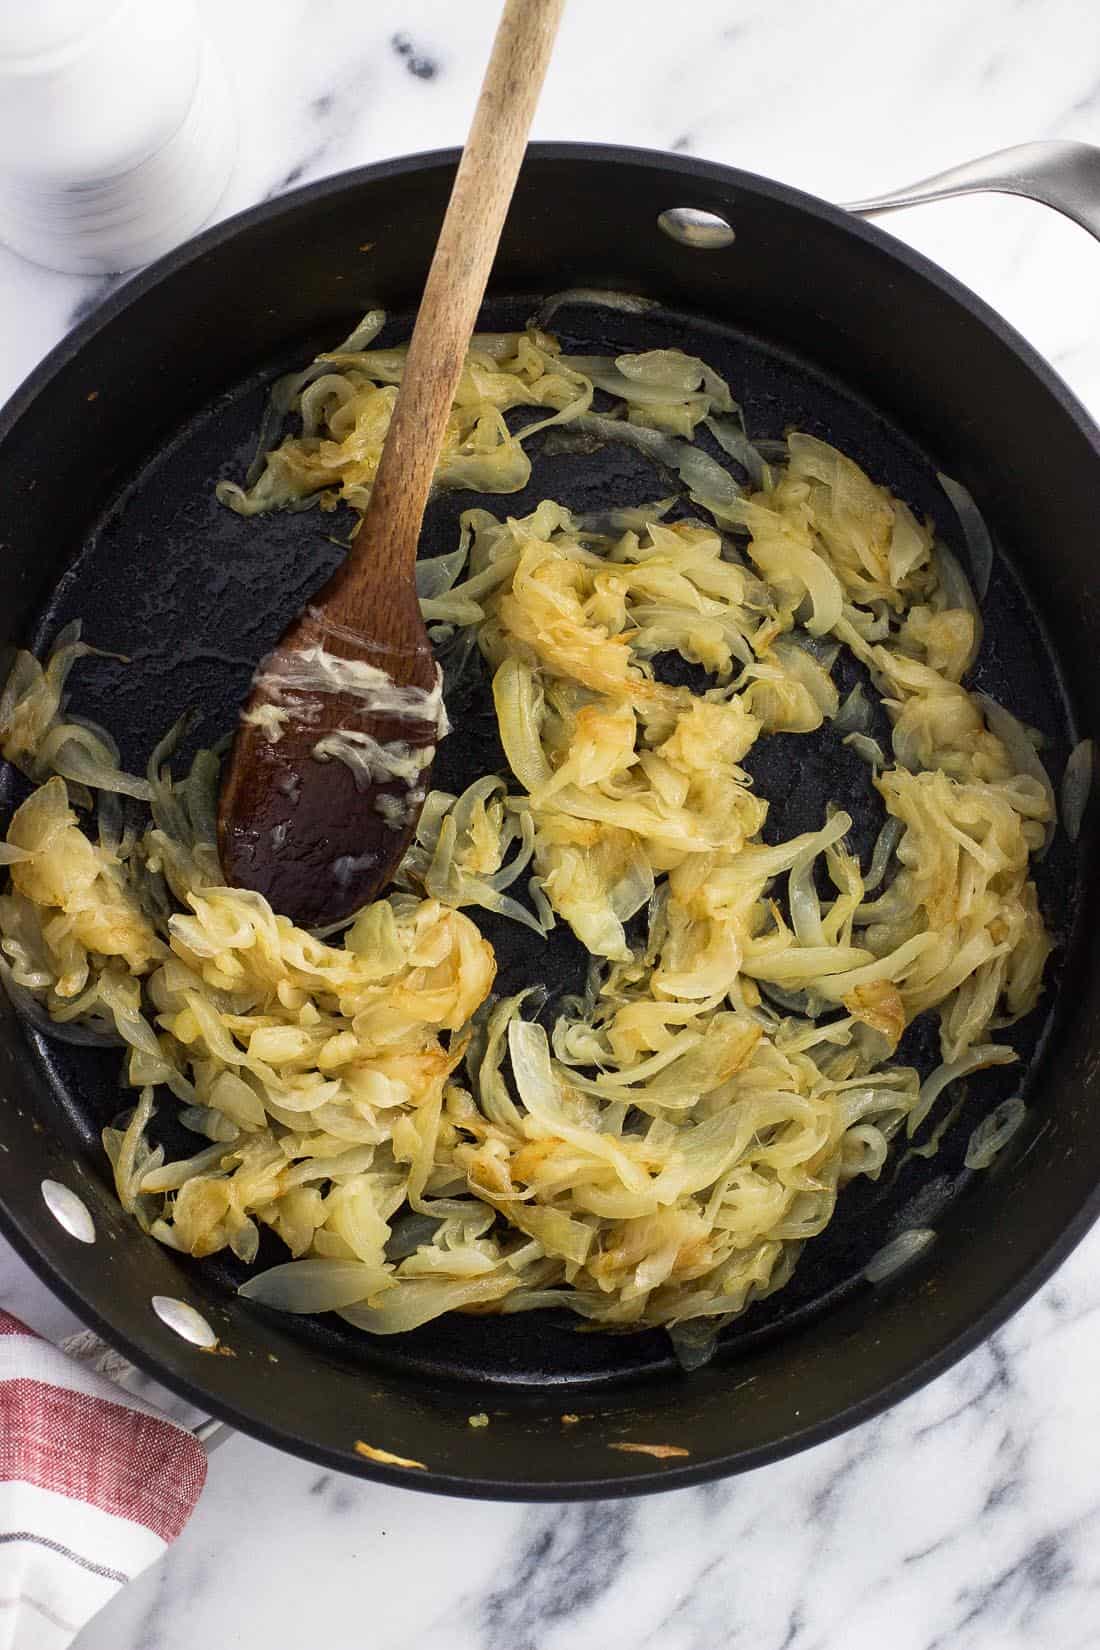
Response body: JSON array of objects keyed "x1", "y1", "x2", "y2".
[
  {"x1": 340, "y1": 1272, "x2": 519, "y2": 1334},
  {"x1": 415, "y1": 547, "x2": 469, "y2": 600},
  {"x1": 564, "y1": 355, "x2": 708, "y2": 408},
  {"x1": 618, "y1": 349, "x2": 723, "y2": 397},
  {"x1": 739, "y1": 665, "x2": 824, "y2": 734},
  {"x1": 530, "y1": 288, "x2": 658, "y2": 329},
  {"x1": 746, "y1": 535, "x2": 844, "y2": 636},
  {"x1": 298, "y1": 373, "x2": 359, "y2": 440},
  {"x1": 528, "y1": 875, "x2": 556, "y2": 932},
  {"x1": 863, "y1": 817, "x2": 903, "y2": 894},
  {"x1": 833, "y1": 681, "x2": 873, "y2": 736},
  {"x1": 771, "y1": 640, "x2": 840, "y2": 719},
  {"x1": 933, "y1": 542, "x2": 983, "y2": 671},
  {"x1": 622, "y1": 349, "x2": 734, "y2": 417},
  {"x1": 843, "y1": 732, "x2": 887, "y2": 769},
  {"x1": 0, "y1": 959, "x2": 122, "y2": 1046},
  {"x1": 567, "y1": 413, "x2": 744, "y2": 522},
  {"x1": 261, "y1": 308, "x2": 388, "y2": 428},
  {"x1": 507, "y1": 1019, "x2": 651, "y2": 1191},
  {"x1": 976, "y1": 692, "x2": 1056, "y2": 852},
  {"x1": 573, "y1": 1030, "x2": 704, "y2": 1090},
  {"x1": 788, "y1": 849, "x2": 825, "y2": 948},
  {"x1": 239, "y1": 1259, "x2": 387, "y2": 1314},
  {"x1": 0, "y1": 843, "x2": 33, "y2": 865},
  {"x1": 813, "y1": 932, "x2": 937, "y2": 998},
  {"x1": 570, "y1": 1020, "x2": 762, "y2": 1115},
  {"x1": 746, "y1": 946, "x2": 874, "y2": 986},
  {"x1": 740, "y1": 811, "x2": 853, "y2": 885},
  {"x1": 492, "y1": 657, "x2": 553, "y2": 791},
  {"x1": 107, "y1": 1088, "x2": 155, "y2": 1215},
  {"x1": 909, "y1": 1043, "x2": 1018, "y2": 1136},
  {"x1": 45, "y1": 734, "x2": 156, "y2": 800},
  {"x1": 667, "y1": 1320, "x2": 723, "y2": 1372},
  {"x1": 841, "y1": 1123, "x2": 890, "y2": 1180},
  {"x1": 965, "y1": 1095, "x2": 1027, "y2": 1170},
  {"x1": 140, "y1": 1141, "x2": 233, "y2": 1193},
  {"x1": 938, "y1": 471, "x2": 994, "y2": 601},
  {"x1": 446, "y1": 872, "x2": 544, "y2": 936},
  {"x1": 574, "y1": 499, "x2": 675, "y2": 535},
  {"x1": 705, "y1": 415, "x2": 767, "y2": 489},
  {"x1": 178, "y1": 1105, "x2": 240, "y2": 1144},
  {"x1": 608, "y1": 854, "x2": 655, "y2": 924},
  {"x1": 1062, "y1": 737, "x2": 1093, "y2": 843},
  {"x1": 421, "y1": 551, "x2": 520, "y2": 626},
  {"x1": 863, "y1": 1227, "x2": 936, "y2": 1283},
  {"x1": 888, "y1": 500, "x2": 930, "y2": 588}
]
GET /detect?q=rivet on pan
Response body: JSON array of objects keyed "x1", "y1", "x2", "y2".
[
  {"x1": 41, "y1": 1179, "x2": 96, "y2": 1244},
  {"x1": 152, "y1": 1295, "x2": 219, "y2": 1349},
  {"x1": 657, "y1": 207, "x2": 735, "y2": 250}
]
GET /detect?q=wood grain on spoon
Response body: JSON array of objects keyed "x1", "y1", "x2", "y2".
[{"x1": 217, "y1": 0, "x2": 565, "y2": 929}]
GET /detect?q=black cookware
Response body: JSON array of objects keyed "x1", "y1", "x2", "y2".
[{"x1": 0, "y1": 146, "x2": 1096, "y2": 1498}]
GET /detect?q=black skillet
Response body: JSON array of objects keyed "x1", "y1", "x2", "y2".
[{"x1": 0, "y1": 144, "x2": 1098, "y2": 1500}]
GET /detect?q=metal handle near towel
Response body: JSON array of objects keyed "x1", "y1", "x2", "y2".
[
  {"x1": 60, "y1": 1329, "x2": 229, "y2": 1453},
  {"x1": 845, "y1": 139, "x2": 1100, "y2": 243}
]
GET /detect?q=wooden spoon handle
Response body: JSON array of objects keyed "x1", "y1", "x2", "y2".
[{"x1": 328, "y1": 0, "x2": 565, "y2": 632}]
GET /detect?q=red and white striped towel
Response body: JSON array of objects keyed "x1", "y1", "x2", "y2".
[{"x1": 0, "y1": 1311, "x2": 207, "y2": 1649}]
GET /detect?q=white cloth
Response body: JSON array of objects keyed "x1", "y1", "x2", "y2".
[{"x1": 0, "y1": 1311, "x2": 207, "y2": 1650}]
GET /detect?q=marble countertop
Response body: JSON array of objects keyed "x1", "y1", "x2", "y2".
[{"x1": 3, "y1": 1, "x2": 1100, "y2": 1645}]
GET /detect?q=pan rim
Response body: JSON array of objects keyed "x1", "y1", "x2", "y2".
[
  {"x1": 1, "y1": 141, "x2": 1098, "y2": 1500},
  {"x1": 6, "y1": 139, "x2": 1100, "y2": 470}
]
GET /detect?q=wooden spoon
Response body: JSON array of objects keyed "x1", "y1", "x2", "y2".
[{"x1": 217, "y1": 0, "x2": 564, "y2": 929}]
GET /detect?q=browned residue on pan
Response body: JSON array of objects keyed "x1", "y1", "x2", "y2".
[
  {"x1": 609, "y1": 1441, "x2": 690, "y2": 1461},
  {"x1": 355, "y1": 1440, "x2": 427, "y2": 1471}
]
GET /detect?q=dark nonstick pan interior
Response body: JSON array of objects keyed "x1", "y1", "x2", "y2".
[
  {"x1": 1, "y1": 148, "x2": 1098, "y2": 1498},
  {"x1": 8, "y1": 294, "x2": 1077, "y2": 1377}
]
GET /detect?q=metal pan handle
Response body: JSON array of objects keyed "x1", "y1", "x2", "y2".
[
  {"x1": 845, "y1": 139, "x2": 1100, "y2": 244},
  {"x1": 61, "y1": 1328, "x2": 230, "y2": 1453}
]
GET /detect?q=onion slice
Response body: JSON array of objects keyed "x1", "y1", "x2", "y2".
[
  {"x1": 1062, "y1": 737, "x2": 1093, "y2": 843},
  {"x1": 864, "y1": 1227, "x2": 936, "y2": 1283},
  {"x1": 938, "y1": 471, "x2": 994, "y2": 601},
  {"x1": 833, "y1": 682, "x2": 873, "y2": 736},
  {"x1": 0, "y1": 959, "x2": 123, "y2": 1047},
  {"x1": 965, "y1": 1095, "x2": 1027, "y2": 1170},
  {"x1": 977, "y1": 692, "x2": 1056, "y2": 853},
  {"x1": 529, "y1": 289, "x2": 658, "y2": 329}
]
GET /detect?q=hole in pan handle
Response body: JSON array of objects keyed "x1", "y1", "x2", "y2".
[
  {"x1": 657, "y1": 206, "x2": 736, "y2": 249},
  {"x1": 844, "y1": 139, "x2": 1100, "y2": 246},
  {"x1": 58, "y1": 1326, "x2": 231, "y2": 1455}
]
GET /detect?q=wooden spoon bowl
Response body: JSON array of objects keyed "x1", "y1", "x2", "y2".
[{"x1": 217, "y1": 580, "x2": 437, "y2": 928}]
